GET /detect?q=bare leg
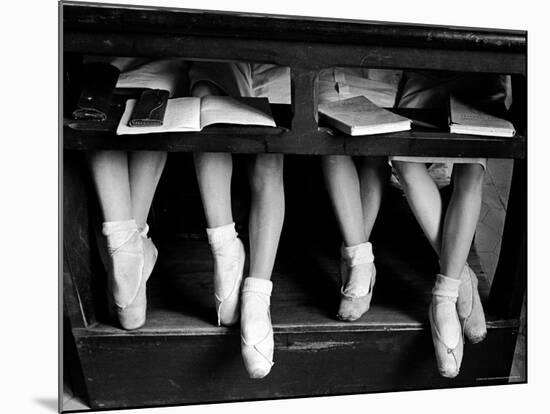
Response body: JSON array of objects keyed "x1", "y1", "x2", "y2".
[
  {"x1": 440, "y1": 164, "x2": 484, "y2": 279},
  {"x1": 192, "y1": 82, "x2": 234, "y2": 228},
  {"x1": 194, "y1": 152, "x2": 233, "y2": 227},
  {"x1": 87, "y1": 150, "x2": 132, "y2": 222},
  {"x1": 128, "y1": 151, "x2": 167, "y2": 228},
  {"x1": 394, "y1": 161, "x2": 485, "y2": 377},
  {"x1": 322, "y1": 155, "x2": 366, "y2": 246},
  {"x1": 393, "y1": 161, "x2": 443, "y2": 255},
  {"x1": 247, "y1": 154, "x2": 285, "y2": 280},
  {"x1": 359, "y1": 156, "x2": 390, "y2": 239}
]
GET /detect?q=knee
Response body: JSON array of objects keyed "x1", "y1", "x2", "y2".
[
  {"x1": 453, "y1": 164, "x2": 485, "y2": 194},
  {"x1": 392, "y1": 161, "x2": 417, "y2": 189},
  {"x1": 250, "y1": 154, "x2": 284, "y2": 193},
  {"x1": 191, "y1": 81, "x2": 223, "y2": 98}
]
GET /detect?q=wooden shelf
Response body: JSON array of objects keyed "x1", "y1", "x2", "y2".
[{"x1": 63, "y1": 124, "x2": 526, "y2": 158}]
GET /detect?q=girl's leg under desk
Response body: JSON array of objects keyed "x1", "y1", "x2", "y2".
[
  {"x1": 393, "y1": 160, "x2": 485, "y2": 278},
  {"x1": 247, "y1": 154, "x2": 285, "y2": 281},
  {"x1": 392, "y1": 161, "x2": 443, "y2": 255},
  {"x1": 359, "y1": 156, "x2": 390, "y2": 239},
  {"x1": 128, "y1": 151, "x2": 167, "y2": 228},
  {"x1": 87, "y1": 150, "x2": 132, "y2": 222},
  {"x1": 193, "y1": 152, "x2": 234, "y2": 228},
  {"x1": 440, "y1": 163, "x2": 484, "y2": 279},
  {"x1": 322, "y1": 155, "x2": 366, "y2": 246},
  {"x1": 191, "y1": 81, "x2": 234, "y2": 229}
]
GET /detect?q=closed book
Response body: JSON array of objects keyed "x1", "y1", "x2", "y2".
[
  {"x1": 449, "y1": 96, "x2": 515, "y2": 137},
  {"x1": 318, "y1": 96, "x2": 411, "y2": 136}
]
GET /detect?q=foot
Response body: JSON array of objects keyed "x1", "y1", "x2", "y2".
[
  {"x1": 103, "y1": 220, "x2": 157, "y2": 330},
  {"x1": 241, "y1": 278, "x2": 274, "y2": 379},
  {"x1": 429, "y1": 274, "x2": 463, "y2": 378},
  {"x1": 457, "y1": 264, "x2": 487, "y2": 344},
  {"x1": 207, "y1": 223, "x2": 246, "y2": 326},
  {"x1": 337, "y1": 242, "x2": 376, "y2": 321}
]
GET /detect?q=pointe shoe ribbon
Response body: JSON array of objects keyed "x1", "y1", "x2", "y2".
[
  {"x1": 207, "y1": 223, "x2": 246, "y2": 326},
  {"x1": 241, "y1": 277, "x2": 274, "y2": 379},
  {"x1": 458, "y1": 264, "x2": 487, "y2": 344},
  {"x1": 338, "y1": 242, "x2": 376, "y2": 321},
  {"x1": 429, "y1": 274, "x2": 463, "y2": 378}
]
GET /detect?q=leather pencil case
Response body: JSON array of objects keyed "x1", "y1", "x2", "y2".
[
  {"x1": 128, "y1": 89, "x2": 169, "y2": 127},
  {"x1": 72, "y1": 62, "x2": 120, "y2": 121}
]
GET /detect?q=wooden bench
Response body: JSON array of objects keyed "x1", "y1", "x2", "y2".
[{"x1": 62, "y1": 1, "x2": 527, "y2": 409}]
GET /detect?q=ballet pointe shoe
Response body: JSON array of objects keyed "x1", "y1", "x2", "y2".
[
  {"x1": 457, "y1": 264, "x2": 487, "y2": 344},
  {"x1": 429, "y1": 274, "x2": 463, "y2": 378},
  {"x1": 103, "y1": 221, "x2": 157, "y2": 330},
  {"x1": 337, "y1": 242, "x2": 376, "y2": 321},
  {"x1": 207, "y1": 223, "x2": 246, "y2": 326},
  {"x1": 240, "y1": 277, "x2": 274, "y2": 379}
]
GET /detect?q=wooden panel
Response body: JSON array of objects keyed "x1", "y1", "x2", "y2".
[
  {"x1": 63, "y1": 150, "x2": 108, "y2": 328},
  {"x1": 63, "y1": 126, "x2": 526, "y2": 158},
  {"x1": 75, "y1": 325, "x2": 518, "y2": 409},
  {"x1": 488, "y1": 159, "x2": 527, "y2": 318},
  {"x1": 62, "y1": 3, "x2": 526, "y2": 52},
  {"x1": 64, "y1": 31, "x2": 526, "y2": 74}
]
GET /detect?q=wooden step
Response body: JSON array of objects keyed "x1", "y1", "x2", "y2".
[{"x1": 71, "y1": 238, "x2": 518, "y2": 410}]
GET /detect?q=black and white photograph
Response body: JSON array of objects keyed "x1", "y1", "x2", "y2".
[
  {"x1": 6, "y1": 0, "x2": 547, "y2": 412},
  {"x1": 58, "y1": 0, "x2": 530, "y2": 411}
]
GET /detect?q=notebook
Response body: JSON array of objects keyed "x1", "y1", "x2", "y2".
[
  {"x1": 449, "y1": 97, "x2": 515, "y2": 137},
  {"x1": 318, "y1": 96, "x2": 411, "y2": 136}
]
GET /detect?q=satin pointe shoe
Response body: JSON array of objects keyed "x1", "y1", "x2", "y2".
[
  {"x1": 429, "y1": 274, "x2": 463, "y2": 378},
  {"x1": 103, "y1": 220, "x2": 157, "y2": 330},
  {"x1": 337, "y1": 242, "x2": 376, "y2": 321},
  {"x1": 207, "y1": 222, "x2": 246, "y2": 326},
  {"x1": 457, "y1": 263, "x2": 487, "y2": 344},
  {"x1": 240, "y1": 277, "x2": 274, "y2": 379}
]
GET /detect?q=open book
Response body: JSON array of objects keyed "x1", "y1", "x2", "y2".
[
  {"x1": 116, "y1": 96, "x2": 276, "y2": 135},
  {"x1": 318, "y1": 96, "x2": 411, "y2": 136},
  {"x1": 449, "y1": 97, "x2": 515, "y2": 137}
]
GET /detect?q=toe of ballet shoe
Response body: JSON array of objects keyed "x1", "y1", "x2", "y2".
[
  {"x1": 248, "y1": 368, "x2": 271, "y2": 380},
  {"x1": 337, "y1": 297, "x2": 370, "y2": 321},
  {"x1": 217, "y1": 306, "x2": 240, "y2": 326},
  {"x1": 118, "y1": 299, "x2": 146, "y2": 330},
  {"x1": 464, "y1": 329, "x2": 486, "y2": 344},
  {"x1": 438, "y1": 363, "x2": 460, "y2": 379},
  {"x1": 241, "y1": 346, "x2": 273, "y2": 379},
  {"x1": 118, "y1": 311, "x2": 146, "y2": 330},
  {"x1": 117, "y1": 281, "x2": 147, "y2": 330}
]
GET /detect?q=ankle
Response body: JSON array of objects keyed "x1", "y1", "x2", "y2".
[
  {"x1": 242, "y1": 277, "x2": 272, "y2": 299},
  {"x1": 241, "y1": 278, "x2": 273, "y2": 342},
  {"x1": 207, "y1": 222, "x2": 238, "y2": 250},
  {"x1": 432, "y1": 274, "x2": 461, "y2": 299},
  {"x1": 341, "y1": 241, "x2": 374, "y2": 267},
  {"x1": 102, "y1": 219, "x2": 140, "y2": 252}
]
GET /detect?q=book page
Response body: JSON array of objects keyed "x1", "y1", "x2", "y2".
[
  {"x1": 450, "y1": 97, "x2": 515, "y2": 135},
  {"x1": 199, "y1": 96, "x2": 276, "y2": 129},
  {"x1": 116, "y1": 97, "x2": 201, "y2": 135}
]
